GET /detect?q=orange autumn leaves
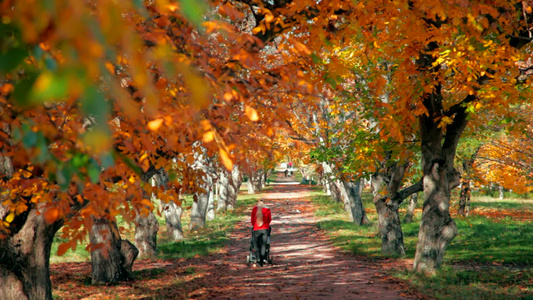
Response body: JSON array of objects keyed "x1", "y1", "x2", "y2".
[{"x1": 473, "y1": 126, "x2": 533, "y2": 194}]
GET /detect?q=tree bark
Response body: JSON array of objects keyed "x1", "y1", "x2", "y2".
[
  {"x1": 413, "y1": 95, "x2": 465, "y2": 273},
  {"x1": 458, "y1": 177, "x2": 470, "y2": 217},
  {"x1": 250, "y1": 170, "x2": 263, "y2": 192},
  {"x1": 227, "y1": 165, "x2": 241, "y2": 210},
  {"x1": 0, "y1": 208, "x2": 62, "y2": 300},
  {"x1": 412, "y1": 43, "x2": 469, "y2": 274},
  {"x1": 90, "y1": 218, "x2": 138, "y2": 284},
  {"x1": 371, "y1": 162, "x2": 418, "y2": 257},
  {"x1": 217, "y1": 171, "x2": 230, "y2": 212},
  {"x1": 403, "y1": 193, "x2": 418, "y2": 223},
  {"x1": 162, "y1": 201, "x2": 184, "y2": 241},
  {"x1": 247, "y1": 179, "x2": 255, "y2": 194},
  {"x1": 414, "y1": 161, "x2": 458, "y2": 274},
  {"x1": 322, "y1": 162, "x2": 333, "y2": 196},
  {"x1": 329, "y1": 180, "x2": 341, "y2": 202},
  {"x1": 335, "y1": 180, "x2": 369, "y2": 225},
  {"x1": 134, "y1": 210, "x2": 159, "y2": 258},
  {"x1": 190, "y1": 190, "x2": 209, "y2": 230},
  {"x1": 151, "y1": 170, "x2": 184, "y2": 241},
  {"x1": 206, "y1": 184, "x2": 215, "y2": 221},
  {"x1": 0, "y1": 155, "x2": 63, "y2": 300}
]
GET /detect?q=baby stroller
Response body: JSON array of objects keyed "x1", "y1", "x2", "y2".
[{"x1": 246, "y1": 227, "x2": 273, "y2": 266}]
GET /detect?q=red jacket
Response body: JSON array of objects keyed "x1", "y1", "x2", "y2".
[{"x1": 251, "y1": 206, "x2": 271, "y2": 230}]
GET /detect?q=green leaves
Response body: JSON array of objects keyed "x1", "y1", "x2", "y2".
[
  {"x1": 179, "y1": 0, "x2": 208, "y2": 28},
  {"x1": 0, "y1": 47, "x2": 28, "y2": 72},
  {"x1": 30, "y1": 71, "x2": 69, "y2": 102},
  {"x1": 81, "y1": 85, "x2": 110, "y2": 126}
]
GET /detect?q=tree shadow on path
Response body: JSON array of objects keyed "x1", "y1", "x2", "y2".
[{"x1": 197, "y1": 182, "x2": 413, "y2": 300}]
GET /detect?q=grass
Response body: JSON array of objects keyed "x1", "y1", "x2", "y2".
[
  {"x1": 469, "y1": 197, "x2": 533, "y2": 210},
  {"x1": 309, "y1": 189, "x2": 533, "y2": 300},
  {"x1": 50, "y1": 189, "x2": 265, "y2": 263}
]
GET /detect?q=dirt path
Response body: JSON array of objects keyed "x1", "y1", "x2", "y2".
[
  {"x1": 199, "y1": 176, "x2": 411, "y2": 299},
  {"x1": 51, "y1": 173, "x2": 414, "y2": 299}
]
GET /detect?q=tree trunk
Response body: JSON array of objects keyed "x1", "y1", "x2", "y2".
[
  {"x1": 458, "y1": 177, "x2": 470, "y2": 217},
  {"x1": 162, "y1": 201, "x2": 184, "y2": 241},
  {"x1": 247, "y1": 180, "x2": 255, "y2": 194},
  {"x1": 190, "y1": 190, "x2": 209, "y2": 230},
  {"x1": 335, "y1": 180, "x2": 369, "y2": 225},
  {"x1": 134, "y1": 211, "x2": 159, "y2": 258},
  {"x1": 90, "y1": 218, "x2": 138, "y2": 284},
  {"x1": 0, "y1": 156, "x2": 62, "y2": 300},
  {"x1": 151, "y1": 170, "x2": 184, "y2": 241},
  {"x1": 227, "y1": 165, "x2": 241, "y2": 210},
  {"x1": 498, "y1": 185, "x2": 504, "y2": 199},
  {"x1": 206, "y1": 185, "x2": 215, "y2": 221},
  {"x1": 414, "y1": 162, "x2": 458, "y2": 274},
  {"x1": 403, "y1": 193, "x2": 418, "y2": 223},
  {"x1": 251, "y1": 171, "x2": 262, "y2": 192},
  {"x1": 217, "y1": 171, "x2": 230, "y2": 212},
  {"x1": 322, "y1": 162, "x2": 333, "y2": 196},
  {"x1": 413, "y1": 46, "x2": 468, "y2": 274},
  {"x1": 371, "y1": 173, "x2": 405, "y2": 256},
  {"x1": 329, "y1": 180, "x2": 341, "y2": 202},
  {"x1": 0, "y1": 208, "x2": 62, "y2": 300}
]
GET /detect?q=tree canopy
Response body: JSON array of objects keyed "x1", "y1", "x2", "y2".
[{"x1": 2, "y1": 0, "x2": 533, "y2": 298}]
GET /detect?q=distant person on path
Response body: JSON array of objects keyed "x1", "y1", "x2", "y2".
[
  {"x1": 284, "y1": 169, "x2": 288, "y2": 177},
  {"x1": 251, "y1": 200, "x2": 271, "y2": 266},
  {"x1": 288, "y1": 161, "x2": 293, "y2": 168}
]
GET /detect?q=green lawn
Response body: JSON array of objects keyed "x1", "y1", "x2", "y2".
[{"x1": 309, "y1": 189, "x2": 533, "y2": 300}]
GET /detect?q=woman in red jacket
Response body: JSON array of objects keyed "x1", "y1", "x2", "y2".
[{"x1": 251, "y1": 200, "x2": 271, "y2": 266}]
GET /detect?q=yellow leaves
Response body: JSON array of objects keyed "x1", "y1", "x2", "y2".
[
  {"x1": 83, "y1": 128, "x2": 112, "y2": 154},
  {"x1": 147, "y1": 118, "x2": 164, "y2": 131},
  {"x1": 438, "y1": 116, "x2": 453, "y2": 128},
  {"x1": 219, "y1": 148, "x2": 233, "y2": 171},
  {"x1": 5, "y1": 213, "x2": 15, "y2": 223},
  {"x1": 200, "y1": 120, "x2": 211, "y2": 131},
  {"x1": 202, "y1": 21, "x2": 233, "y2": 34},
  {"x1": 223, "y1": 92, "x2": 233, "y2": 102},
  {"x1": 264, "y1": 13, "x2": 274, "y2": 23},
  {"x1": 252, "y1": 25, "x2": 265, "y2": 35},
  {"x1": 177, "y1": 64, "x2": 210, "y2": 108},
  {"x1": 167, "y1": 4, "x2": 179, "y2": 12},
  {"x1": 202, "y1": 131, "x2": 215, "y2": 143},
  {"x1": 245, "y1": 105, "x2": 259, "y2": 121}
]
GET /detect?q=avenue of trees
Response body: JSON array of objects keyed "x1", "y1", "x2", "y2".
[{"x1": 1, "y1": 0, "x2": 533, "y2": 299}]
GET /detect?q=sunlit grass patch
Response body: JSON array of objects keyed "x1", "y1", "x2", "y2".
[
  {"x1": 51, "y1": 188, "x2": 265, "y2": 263},
  {"x1": 394, "y1": 266, "x2": 532, "y2": 300},
  {"x1": 309, "y1": 190, "x2": 533, "y2": 300}
]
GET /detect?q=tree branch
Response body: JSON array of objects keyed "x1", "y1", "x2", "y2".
[{"x1": 392, "y1": 180, "x2": 423, "y2": 204}]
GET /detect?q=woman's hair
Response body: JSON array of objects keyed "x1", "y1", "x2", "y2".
[{"x1": 255, "y1": 200, "x2": 264, "y2": 227}]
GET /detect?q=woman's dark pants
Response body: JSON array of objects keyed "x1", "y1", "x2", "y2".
[{"x1": 252, "y1": 229, "x2": 269, "y2": 264}]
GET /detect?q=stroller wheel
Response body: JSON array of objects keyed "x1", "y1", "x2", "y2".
[{"x1": 246, "y1": 255, "x2": 251, "y2": 265}]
